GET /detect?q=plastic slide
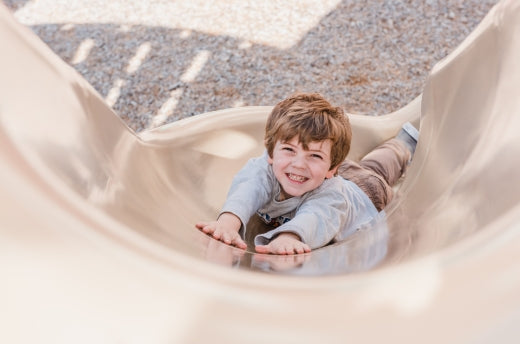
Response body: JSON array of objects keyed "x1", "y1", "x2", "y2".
[{"x1": 1, "y1": 0, "x2": 520, "y2": 342}]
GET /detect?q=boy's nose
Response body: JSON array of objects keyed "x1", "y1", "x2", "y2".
[{"x1": 291, "y1": 154, "x2": 306, "y2": 168}]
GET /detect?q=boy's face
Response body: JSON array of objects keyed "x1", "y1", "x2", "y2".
[{"x1": 268, "y1": 137, "x2": 337, "y2": 200}]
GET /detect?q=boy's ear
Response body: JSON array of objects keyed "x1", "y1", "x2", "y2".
[
  {"x1": 326, "y1": 166, "x2": 338, "y2": 179},
  {"x1": 267, "y1": 155, "x2": 273, "y2": 165}
]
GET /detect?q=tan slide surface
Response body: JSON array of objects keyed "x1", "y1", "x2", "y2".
[{"x1": 1, "y1": 0, "x2": 520, "y2": 342}]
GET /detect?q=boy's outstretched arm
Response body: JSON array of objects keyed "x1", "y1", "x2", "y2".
[
  {"x1": 195, "y1": 212, "x2": 247, "y2": 249},
  {"x1": 255, "y1": 232, "x2": 311, "y2": 255}
]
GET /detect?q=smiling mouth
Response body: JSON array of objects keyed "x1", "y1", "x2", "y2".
[{"x1": 287, "y1": 173, "x2": 308, "y2": 183}]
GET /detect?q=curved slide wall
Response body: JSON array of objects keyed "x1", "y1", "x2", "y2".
[{"x1": 1, "y1": 0, "x2": 520, "y2": 342}]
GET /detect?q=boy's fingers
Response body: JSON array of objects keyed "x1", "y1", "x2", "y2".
[
  {"x1": 196, "y1": 223, "x2": 208, "y2": 233},
  {"x1": 226, "y1": 233, "x2": 246, "y2": 249},
  {"x1": 223, "y1": 233, "x2": 238, "y2": 246},
  {"x1": 213, "y1": 231, "x2": 246, "y2": 249},
  {"x1": 214, "y1": 233, "x2": 229, "y2": 243},
  {"x1": 255, "y1": 245, "x2": 269, "y2": 254},
  {"x1": 203, "y1": 226, "x2": 215, "y2": 234},
  {"x1": 273, "y1": 244, "x2": 288, "y2": 255},
  {"x1": 196, "y1": 222, "x2": 217, "y2": 235},
  {"x1": 255, "y1": 243, "x2": 310, "y2": 255},
  {"x1": 234, "y1": 242, "x2": 247, "y2": 250},
  {"x1": 233, "y1": 237, "x2": 247, "y2": 249},
  {"x1": 196, "y1": 222, "x2": 246, "y2": 249},
  {"x1": 284, "y1": 244, "x2": 297, "y2": 255}
]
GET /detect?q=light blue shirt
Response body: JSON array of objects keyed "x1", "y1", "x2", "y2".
[{"x1": 221, "y1": 151, "x2": 380, "y2": 250}]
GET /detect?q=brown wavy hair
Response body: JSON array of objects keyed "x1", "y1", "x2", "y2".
[{"x1": 265, "y1": 93, "x2": 352, "y2": 169}]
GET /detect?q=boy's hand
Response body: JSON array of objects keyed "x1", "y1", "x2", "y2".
[
  {"x1": 195, "y1": 212, "x2": 247, "y2": 250},
  {"x1": 255, "y1": 232, "x2": 311, "y2": 255}
]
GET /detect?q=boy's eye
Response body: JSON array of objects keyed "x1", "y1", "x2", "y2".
[
  {"x1": 311, "y1": 154, "x2": 323, "y2": 160},
  {"x1": 282, "y1": 147, "x2": 294, "y2": 152}
]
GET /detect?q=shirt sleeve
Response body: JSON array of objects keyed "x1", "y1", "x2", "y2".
[
  {"x1": 254, "y1": 181, "x2": 351, "y2": 250},
  {"x1": 220, "y1": 152, "x2": 274, "y2": 235}
]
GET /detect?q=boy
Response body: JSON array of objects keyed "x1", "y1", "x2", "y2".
[{"x1": 196, "y1": 93, "x2": 418, "y2": 255}]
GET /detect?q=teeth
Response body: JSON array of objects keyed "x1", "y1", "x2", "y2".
[{"x1": 288, "y1": 173, "x2": 306, "y2": 182}]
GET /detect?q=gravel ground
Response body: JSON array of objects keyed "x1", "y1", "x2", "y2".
[{"x1": 4, "y1": 0, "x2": 498, "y2": 132}]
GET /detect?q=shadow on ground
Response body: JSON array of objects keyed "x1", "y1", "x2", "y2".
[{"x1": 7, "y1": 0, "x2": 496, "y2": 132}]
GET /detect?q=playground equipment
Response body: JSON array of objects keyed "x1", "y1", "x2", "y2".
[{"x1": 1, "y1": 0, "x2": 520, "y2": 342}]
